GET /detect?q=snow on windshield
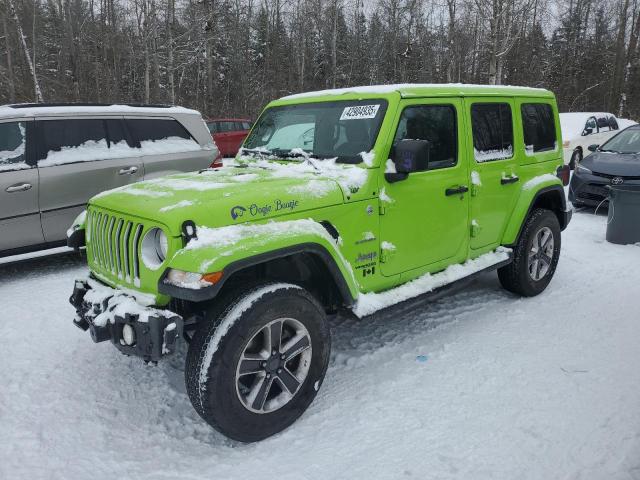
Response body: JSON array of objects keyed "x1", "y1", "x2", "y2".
[{"x1": 39, "y1": 137, "x2": 206, "y2": 167}]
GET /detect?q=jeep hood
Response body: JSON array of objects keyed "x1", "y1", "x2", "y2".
[
  {"x1": 582, "y1": 151, "x2": 640, "y2": 176},
  {"x1": 89, "y1": 162, "x2": 367, "y2": 236}
]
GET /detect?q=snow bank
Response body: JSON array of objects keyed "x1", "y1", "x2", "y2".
[
  {"x1": 353, "y1": 247, "x2": 511, "y2": 317},
  {"x1": 39, "y1": 137, "x2": 207, "y2": 167}
]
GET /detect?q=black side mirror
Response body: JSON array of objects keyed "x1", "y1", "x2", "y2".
[
  {"x1": 384, "y1": 139, "x2": 430, "y2": 183},
  {"x1": 582, "y1": 128, "x2": 593, "y2": 136},
  {"x1": 588, "y1": 144, "x2": 599, "y2": 152}
]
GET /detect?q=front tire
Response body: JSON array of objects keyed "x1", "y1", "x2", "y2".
[
  {"x1": 185, "y1": 282, "x2": 330, "y2": 442},
  {"x1": 498, "y1": 208, "x2": 561, "y2": 297}
]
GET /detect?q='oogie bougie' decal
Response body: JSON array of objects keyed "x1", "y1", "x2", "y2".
[{"x1": 230, "y1": 199, "x2": 299, "y2": 220}]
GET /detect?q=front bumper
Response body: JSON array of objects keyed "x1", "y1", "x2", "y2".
[
  {"x1": 70, "y1": 278, "x2": 183, "y2": 362},
  {"x1": 569, "y1": 172, "x2": 640, "y2": 207}
]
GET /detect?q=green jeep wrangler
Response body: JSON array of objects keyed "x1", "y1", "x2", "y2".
[{"x1": 68, "y1": 84, "x2": 572, "y2": 442}]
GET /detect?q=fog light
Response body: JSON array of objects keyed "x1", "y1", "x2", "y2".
[{"x1": 122, "y1": 324, "x2": 136, "y2": 346}]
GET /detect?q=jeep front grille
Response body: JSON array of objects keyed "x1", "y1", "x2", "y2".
[{"x1": 86, "y1": 209, "x2": 144, "y2": 286}]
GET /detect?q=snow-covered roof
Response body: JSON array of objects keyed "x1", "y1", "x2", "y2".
[
  {"x1": 279, "y1": 83, "x2": 551, "y2": 101},
  {"x1": 0, "y1": 103, "x2": 201, "y2": 120}
]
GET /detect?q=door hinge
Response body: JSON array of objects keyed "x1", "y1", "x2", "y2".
[
  {"x1": 470, "y1": 184, "x2": 479, "y2": 196},
  {"x1": 470, "y1": 220, "x2": 480, "y2": 238},
  {"x1": 379, "y1": 204, "x2": 386, "y2": 215}
]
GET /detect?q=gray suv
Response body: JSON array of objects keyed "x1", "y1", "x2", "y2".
[{"x1": 0, "y1": 103, "x2": 217, "y2": 257}]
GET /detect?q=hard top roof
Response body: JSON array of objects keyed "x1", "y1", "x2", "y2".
[{"x1": 277, "y1": 83, "x2": 553, "y2": 102}]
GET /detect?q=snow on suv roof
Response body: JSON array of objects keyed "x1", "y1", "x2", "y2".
[
  {"x1": 0, "y1": 103, "x2": 200, "y2": 119},
  {"x1": 279, "y1": 83, "x2": 551, "y2": 101}
]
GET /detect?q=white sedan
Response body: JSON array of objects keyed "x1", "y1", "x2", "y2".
[{"x1": 559, "y1": 112, "x2": 637, "y2": 168}]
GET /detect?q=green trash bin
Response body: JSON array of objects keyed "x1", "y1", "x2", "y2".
[{"x1": 606, "y1": 184, "x2": 640, "y2": 245}]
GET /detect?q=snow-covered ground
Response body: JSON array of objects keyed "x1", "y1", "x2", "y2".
[{"x1": 1, "y1": 210, "x2": 639, "y2": 480}]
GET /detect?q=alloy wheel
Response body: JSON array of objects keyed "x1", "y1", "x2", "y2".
[
  {"x1": 528, "y1": 226, "x2": 554, "y2": 281},
  {"x1": 235, "y1": 318, "x2": 312, "y2": 414}
]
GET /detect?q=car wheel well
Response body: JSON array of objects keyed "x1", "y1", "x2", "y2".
[
  {"x1": 530, "y1": 189, "x2": 566, "y2": 230},
  {"x1": 217, "y1": 251, "x2": 349, "y2": 314}
]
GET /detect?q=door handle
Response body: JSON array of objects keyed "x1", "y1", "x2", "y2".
[
  {"x1": 6, "y1": 183, "x2": 32, "y2": 193},
  {"x1": 445, "y1": 185, "x2": 469, "y2": 196},
  {"x1": 118, "y1": 166, "x2": 139, "y2": 175},
  {"x1": 501, "y1": 176, "x2": 519, "y2": 185}
]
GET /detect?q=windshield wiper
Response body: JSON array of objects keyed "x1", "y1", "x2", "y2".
[{"x1": 239, "y1": 148, "x2": 272, "y2": 158}]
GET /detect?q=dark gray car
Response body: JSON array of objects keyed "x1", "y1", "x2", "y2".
[
  {"x1": 0, "y1": 103, "x2": 218, "y2": 257},
  {"x1": 569, "y1": 124, "x2": 640, "y2": 207}
]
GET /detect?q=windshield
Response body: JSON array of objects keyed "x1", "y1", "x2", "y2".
[
  {"x1": 242, "y1": 100, "x2": 388, "y2": 163},
  {"x1": 599, "y1": 127, "x2": 640, "y2": 154}
]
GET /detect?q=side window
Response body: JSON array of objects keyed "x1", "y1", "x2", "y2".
[
  {"x1": 39, "y1": 119, "x2": 108, "y2": 166},
  {"x1": 596, "y1": 115, "x2": 609, "y2": 131},
  {"x1": 242, "y1": 122, "x2": 252, "y2": 130},
  {"x1": 220, "y1": 122, "x2": 233, "y2": 132},
  {"x1": 521, "y1": 103, "x2": 557, "y2": 154},
  {"x1": 471, "y1": 103, "x2": 513, "y2": 162},
  {"x1": 207, "y1": 122, "x2": 218, "y2": 134},
  {"x1": 583, "y1": 117, "x2": 597, "y2": 135},
  {"x1": 393, "y1": 104, "x2": 457, "y2": 171},
  {"x1": 608, "y1": 116, "x2": 619, "y2": 130},
  {"x1": 105, "y1": 119, "x2": 133, "y2": 148},
  {"x1": 234, "y1": 121, "x2": 244, "y2": 131},
  {"x1": 126, "y1": 118, "x2": 192, "y2": 145},
  {"x1": 0, "y1": 121, "x2": 27, "y2": 170}
]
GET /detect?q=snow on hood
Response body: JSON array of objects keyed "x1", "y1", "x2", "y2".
[{"x1": 89, "y1": 162, "x2": 354, "y2": 235}]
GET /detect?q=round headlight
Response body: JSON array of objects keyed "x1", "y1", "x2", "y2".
[{"x1": 141, "y1": 227, "x2": 169, "y2": 270}]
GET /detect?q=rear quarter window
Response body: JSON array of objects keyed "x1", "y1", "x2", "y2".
[
  {"x1": 521, "y1": 103, "x2": 557, "y2": 155},
  {"x1": 126, "y1": 118, "x2": 193, "y2": 144}
]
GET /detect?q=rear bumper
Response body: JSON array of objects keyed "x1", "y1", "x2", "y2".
[{"x1": 69, "y1": 278, "x2": 183, "y2": 362}]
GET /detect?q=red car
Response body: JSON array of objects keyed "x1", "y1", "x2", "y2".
[{"x1": 206, "y1": 118, "x2": 252, "y2": 157}]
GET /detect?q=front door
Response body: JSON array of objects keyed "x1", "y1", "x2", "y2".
[
  {"x1": 465, "y1": 98, "x2": 520, "y2": 251},
  {"x1": 379, "y1": 98, "x2": 469, "y2": 277},
  {"x1": 0, "y1": 119, "x2": 43, "y2": 252}
]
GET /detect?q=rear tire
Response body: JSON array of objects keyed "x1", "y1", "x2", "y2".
[
  {"x1": 185, "y1": 282, "x2": 330, "y2": 442},
  {"x1": 498, "y1": 208, "x2": 561, "y2": 297}
]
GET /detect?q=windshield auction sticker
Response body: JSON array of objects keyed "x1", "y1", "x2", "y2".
[{"x1": 340, "y1": 104, "x2": 380, "y2": 120}]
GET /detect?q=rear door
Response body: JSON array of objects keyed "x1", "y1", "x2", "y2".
[
  {"x1": 466, "y1": 98, "x2": 520, "y2": 251},
  {"x1": 0, "y1": 119, "x2": 44, "y2": 252},
  {"x1": 379, "y1": 98, "x2": 469, "y2": 277},
  {"x1": 37, "y1": 117, "x2": 144, "y2": 243},
  {"x1": 126, "y1": 117, "x2": 210, "y2": 179}
]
